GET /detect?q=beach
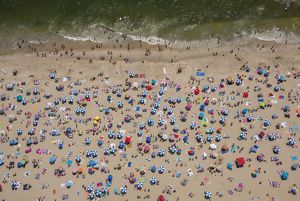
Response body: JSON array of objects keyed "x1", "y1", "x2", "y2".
[{"x1": 0, "y1": 35, "x2": 300, "y2": 201}]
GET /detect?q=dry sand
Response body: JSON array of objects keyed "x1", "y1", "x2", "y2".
[{"x1": 0, "y1": 37, "x2": 299, "y2": 201}]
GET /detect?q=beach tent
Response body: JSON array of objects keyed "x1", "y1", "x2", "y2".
[{"x1": 235, "y1": 157, "x2": 245, "y2": 168}]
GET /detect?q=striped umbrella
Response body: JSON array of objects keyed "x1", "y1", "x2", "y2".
[
  {"x1": 137, "y1": 130, "x2": 143, "y2": 137},
  {"x1": 139, "y1": 123, "x2": 145, "y2": 130},
  {"x1": 85, "y1": 92, "x2": 90, "y2": 99},
  {"x1": 150, "y1": 177, "x2": 157, "y2": 185},
  {"x1": 89, "y1": 192, "x2": 95, "y2": 200},
  {"x1": 246, "y1": 115, "x2": 254, "y2": 122},
  {"x1": 110, "y1": 147, "x2": 117, "y2": 154},
  {"x1": 236, "y1": 78, "x2": 242, "y2": 86},
  {"x1": 273, "y1": 146, "x2": 280, "y2": 154},
  {"x1": 95, "y1": 189, "x2": 102, "y2": 198},
  {"x1": 75, "y1": 107, "x2": 81, "y2": 115},
  {"x1": 190, "y1": 121, "x2": 196, "y2": 129},
  {"x1": 117, "y1": 131, "x2": 123, "y2": 139},
  {"x1": 85, "y1": 137, "x2": 91, "y2": 145},
  {"x1": 108, "y1": 131, "x2": 115, "y2": 139},
  {"x1": 169, "y1": 145, "x2": 177, "y2": 154},
  {"x1": 91, "y1": 151, "x2": 98, "y2": 158},
  {"x1": 117, "y1": 101, "x2": 123, "y2": 108},
  {"x1": 151, "y1": 108, "x2": 157, "y2": 115},
  {"x1": 287, "y1": 138, "x2": 296, "y2": 146},
  {"x1": 158, "y1": 119, "x2": 164, "y2": 126},
  {"x1": 86, "y1": 150, "x2": 92, "y2": 157},
  {"x1": 274, "y1": 85, "x2": 281, "y2": 92},
  {"x1": 128, "y1": 71, "x2": 134, "y2": 78},
  {"x1": 142, "y1": 90, "x2": 147, "y2": 98},
  {"x1": 147, "y1": 117, "x2": 154, "y2": 126},
  {"x1": 54, "y1": 98, "x2": 59, "y2": 105},
  {"x1": 28, "y1": 128, "x2": 35, "y2": 135},
  {"x1": 168, "y1": 97, "x2": 175, "y2": 104},
  {"x1": 206, "y1": 135, "x2": 213, "y2": 142},
  {"x1": 61, "y1": 96, "x2": 67, "y2": 103},
  {"x1": 158, "y1": 166, "x2": 165, "y2": 174},
  {"x1": 104, "y1": 149, "x2": 110, "y2": 156},
  {"x1": 49, "y1": 72, "x2": 56, "y2": 79},
  {"x1": 196, "y1": 134, "x2": 203, "y2": 143},
  {"x1": 116, "y1": 89, "x2": 122, "y2": 97},
  {"x1": 159, "y1": 89, "x2": 164, "y2": 96},
  {"x1": 80, "y1": 107, "x2": 86, "y2": 114},
  {"x1": 211, "y1": 85, "x2": 217, "y2": 92},
  {"x1": 215, "y1": 134, "x2": 222, "y2": 142},
  {"x1": 86, "y1": 185, "x2": 94, "y2": 193},
  {"x1": 158, "y1": 149, "x2": 165, "y2": 157},
  {"x1": 69, "y1": 96, "x2": 74, "y2": 104},
  {"x1": 75, "y1": 155, "x2": 81, "y2": 163},
  {"x1": 239, "y1": 132, "x2": 247, "y2": 140},
  {"x1": 170, "y1": 116, "x2": 176, "y2": 125},
  {"x1": 21, "y1": 99, "x2": 27, "y2": 105},
  {"x1": 101, "y1": 187, "x2": 107, "y2": 195},
  {"x1": 120, "y1": 186, "x2": 127, "y2": 194},
  {"x1": 219, "y1": 116, "x2": 226, "y2": 124},
  {"x1": 11, "y1": 180, "x2": 18, "y2": 190},
  {"x1": 137, "y1": 182, "x2": 143, "y2": 190},
  {"x1": 33, "y1": 88, "x2": 39, "y2": 95},
  {"x1": 263, "y1": 119, "x2": 271, "y2": 127},
  {"x1": 0, "y1": 158, "x2": 4, "y2": 166},
  {"x1": 163, "y1": 105, "x2": 168, "y2": 111},
  {"x1": 50, "y1": 129, "x2": 59, "y2": 136},
  {"x1": 204, "y1": 191, "x2": 212, "y2": 199},
  {"x1": 154, "y1": 102, "x2": 160, "y2": 109},
  {"x1": 17, "y1": 128, "x2": 23, "y2": 135},
  {"x1": 268, "y1": 133, "x2": 277, "y2": 141},
  {"x1": 33, "y1": 120, "x2": 38, "y2": 126}
]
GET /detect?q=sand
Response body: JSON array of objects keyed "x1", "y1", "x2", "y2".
[{"x1": 0, "y1": 36, "x2": 299, "y2": 201}]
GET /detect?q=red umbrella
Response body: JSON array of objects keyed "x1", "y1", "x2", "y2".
[
  {"x1": 146, "y1": 85, "x2": 153, "y2": 90},
  {"x1": 158, "y1": 195, "x2": 166, "y2": 201},
  {"x1": 194, "y1": 88, "x2": 200, "y2": 95},
  {"x1": 125, "y1": 136, "x2": 132, "y2": 144},
  {"x1": 144, "y1": 145, "x2": 150, "y2": 153}
]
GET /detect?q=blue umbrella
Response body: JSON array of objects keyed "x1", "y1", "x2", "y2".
[
  {"x1": 196, "y1": 134, "x2": 203, "y2": 143},
  {"x1": 204, "y1": 191, "x2": 212, "y2": 199},
  {"x1": 215, "y1": 134, "x2": 222, "y2": 142},
  {"x1": 148, "y1": 117, "x2": 154, "y2": 126},
  {"x1": 158, "y1": 149, "x2": 165, "y2": 157},
  {"x1": 273, "y1": 146, "x2": 280, "y2": 154},
  {"x1": 0, "y1": 158, "x2": 4, "y2": 166},
  {"x1": 66, "y1": 181, "x2": 73, "y2": 188},
  {"x1": 287, "y1": 138, "x2": 296, "y2": 147},
  {"x1": 86, "y1": 185, "x2": 94, "y2": 193},
  {"x1": 158, "y1": 119, "x2": 164, "y2": 126},
  {"x1": 95, "y1": 189, "x2": 102, "y2": 198},
  {"x1": 136, "y1": 182, "x2": 143, "y2": 190},
  {"x1": 17, "y1": 128, "x2": 23, "y2": 135},
  {"x1": 85, "y1": 137, "x2": 91, "y2": 145},
  {"x1": 150, "y1": 165, "x2": 157, "y2": 173},
  {"x1": 151, "y1": 108, "x2": 157, "y2": 115},
  {"x1": 49, "y1": 156, "x2": 56, "y2": 164},
  {"x1": 120, "y1": 186, "x2": 127, "y2": 194},
  {"x1": 108, "y1": 131, "x2": 115, "y2": 139},
  {"x1": 158, "y1": 166, "x2": 165, "y2": 174},
  {"x1": 119, "y1": 141, "x2": 125, "y2": 149},
  {"x1": 150, "y1": 177, "x2": 157, "y2": 185},
  {"x1": 75, "y1": 155, "x2": 81, "y2": 163},
  {"x1": 154, "y1": 102, "x2": 160, "y2": 109}
]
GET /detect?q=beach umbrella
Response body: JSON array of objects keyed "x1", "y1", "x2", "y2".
[
  {"x1": 88, "y1": 192, "x2": 95, "y2": 200},
  {"x1": 199, "y1": 112, "x2": 205, "y2": 120},
  {"x1": 167, "y1": 109, "x2": 173, "y2": 115},
  {"x1": 110, "y1": 147, "x2": 117, "y2": 154},
  {"x1": 169, "y1": 145, "x2": 177, "y2": 154},
  {"x1": 151, "y1": 108, "x2": 157, "y2": 115},
  {"x1": 127, "y1": 97, "x2": 133, "y2": 104},
  {"x1": 16, "y1": 95, "x2": 23, "y2": 102},
  {"x1": 158, "y1": 166, "x2": 165, "y2": 174},
  {"x1": 236, "y1": 78, "x2": 242, "y2": 86},
  {"x1": 196, "y1": 134, "x2": 203, "y2": 143},
  {"x1": 274, "y1": 85, "x2": 281, "y2": 92},
  {"x1": 66, "y1": 181, "x2": 73, "y2": 188},
  {"x1": 118, "y1": 141, "x2": 125, "y2": 149},
  {"x1": 190, "y1": 121, "x2": 196, "y2": 129},
  {"x1": 137, "y1": 182, "x2": 143, "y2": 190},
  {"x1": 287, "y1": 138, "x2": 296, "y2": 147},
  {"x1": 21, "y1": 99, "x2": 27, "y2": 105},
  {"x1": 108, "y1": 131, "x2": 115, "y2": 139},
  {"x1": 219, "y1": 116, "x2": 226, "y2": 124},
  {"x1": 139, "y1": 123, "x2": 145, "y2": 130},
  {"x1": 49, "y1": 156, "x2": 56, "y2": 164},
  {"x1": 150, "y1": 165, "x2": 157, "y2": 173},
  {"x1": 117, "y1": 131, "x2": 123, "y2": 139},
  {"x1": 11, "y1": 180, "x2": 19, "y2": 190},
  {"x1": 142, "y1": 90, "x2": 147, "y2": 98},
  {"x1": 124, "y1": 115, "x2": 131, "y2": 123},
  {"x1": 101, "y1": 187, "x2": 107, "y2": 195},
  {"x1": 159, "y1": 88, "x2": 165, "y2": 96},
  {"x1": 289, "y1": 185, "x2": 298, "y2": 195},
  {"x1": 75, "y1": 155, "x2": 81, "y2": 164},
  {"x1": 85, "y1": 137, "x2": 91, "y2": 145},
  {"x1": 17, "y1": 128, "x2": 23, "y2": 135},
  {"x1": 283, "y1": 105, "x2": 290, "y2": 112},
  {"x1": 117, "y1": 101, "x2": 123, "y2": 108},
  {"x1": 158, "y1": 149, "x2": 165, "y2": 157},
  {"x1": 257, "y1": 154, "x2": 264, "y2": 162},
  {"x1": 68, "y1": 96, "x2": 74, "y2": 104},
  {"x1": 273, "y1": 146, "x2": 280, "y2": 154},
  {"x1": 280, "y1": 171, "x2": 289, "y2": 180},
  {"x1": 176, "y1": 96, "x2": 182, "y2": 103},
  {"x1": 140, "y1": 97, "x2": 145, "y2": 104},
  {"x1": 104, "y1": 149, "x2": 110, "y2": 156},
  {"x1": 199, "y1": 104, "x2": 205, "y2": 111},
  {"x1": 150, "y1": 177, "x2": 157, "y2": 185},
  {"x1": 147, "y1": 117, "x2": 154, "y2": 126},
  {"x1": 97, "y1": 139, "x2": 103, "y2": 147},
  {"x1": 239, "y1": 132, "x2": 247, "y2": 140},
  {"x1": 246, "y1": 115, "x2": 254, "y2": 122},
  {"x1": 136, "y1": 130, "x2": 143, "y2": 137},
  {"x1": 163, "y1": 105, "x2": 168, "y2": 111},
  {"x1": 91, "y1": 151, "x2": 98, "y2": 158},
  {"x1": 185, "y1": 103, "x2": 192, "y2": 111},
  {"x1": 154, "y1": 102, "x2": 160, "y2": 109},
  {"x1": 158, "y1": 119, "x2": 164, "y2": 126},
  {"x1": 291, "y1": 163, "x2": 298, "y2": 171},
  {"x1": 183, "y1": 136, "x2": 189, "y2": 143},
  {"x1": 120, "y1": 186, "x2": 127, "y2": 194},
  {"x1": 50, "y1": 129, "x2": 59, "y2": 136},
  {"x1": 204, "y1": 191, "x2": 212, "y2": 199},
  {"x1": 95, "y1": 189, "x2": 102, "y2": 198},
  {"x1": 215, "y1": 134, "x2": 222, "y2": 142},
  {"x1": 170, "y1": 116, "x2": 176, "y2": 125},
  {"x1": 86, "y1": 150, "x2": 93, "y2": 157},
  {"x1": 129, "y1": 71, "x2": 135, "y2": 77},
  {"x1": 116, "y1": 89, "x2": 122, "y2": 97},
  {"x1": 276, "y1": 74, "x2": 286, "y2": 83},
  {"x1": 146, "y1": 136, "x2": 151, "y2": 144},
  {"x1": 168, "y1": 97, "x2": 175, "y2": 104},
  {"x1": 49, "y1": 72, "x2": 56, "y2": 79},
  {"x1": 81, "y1": 107, "x2": 86, "y2": 115},
  {"x1": 75, "y1": 107, "x2": 81, "y2": 115},
  {"x1": 242, "y1": 108, "x2": 248, "y2": 115},
  {"x1": 180, "y1": 113, "x2": 187, "y2": 122},
  {"x1": 263, "y1": 119, "x2": 271, "y2": 127},
  {"x1": 54, "y1": 98, "x2": 60, "y2": 105},
  {"x1": 267, "y1": 133, "x2": 276, "y2": 141},
  {"x1": 0, "y1": 158, "x2": 4, "y2": 166},
  {"x1": 188, "y1": 147, "x2": 195, "y2": 156},
  {"x1": 61, "y1": 96, "x2": 67, "y2": 104}
]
